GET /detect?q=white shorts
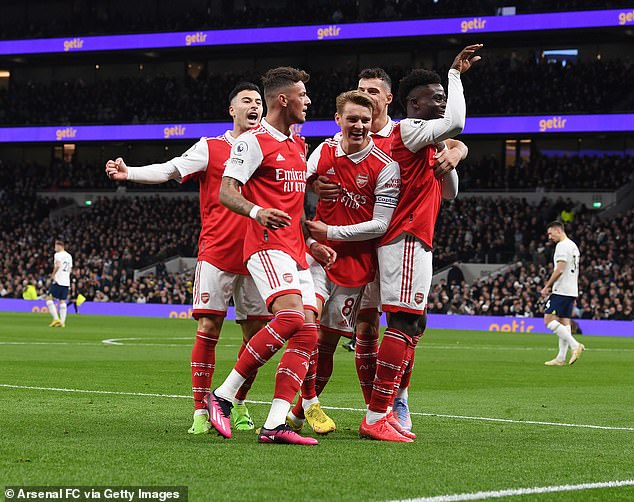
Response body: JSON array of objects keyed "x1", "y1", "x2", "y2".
[
  {"x1": 309, "y1": 255, "x2": 364, "y2": 337},
  {"x1": 359, "y1": 272, "x2": 381, "y2": 314},
  {"x1": 247, "y1": 249, "x2": 318, "y2": 313},
  {"x1": 378, "y1": 233, "x2": 432, "y2": 315},
  {"x1": 192, "y1": 260, "x2": 270, "y2": 321}
]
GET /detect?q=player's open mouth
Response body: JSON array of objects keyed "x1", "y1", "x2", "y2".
[{"x1": 247, "y1": 113, "x2": 259, "y2": 121}]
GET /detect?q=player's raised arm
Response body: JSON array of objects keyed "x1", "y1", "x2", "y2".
[
  {"x1": 400, "y1": 44, "x2": 482, "y2": 152},
  {"x1": 105, "y1": 137, "x2": 210, "y2": 184}
]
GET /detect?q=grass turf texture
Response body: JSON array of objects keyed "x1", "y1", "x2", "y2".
[{"x1": 1, "y1": 312, "x2": 634, "y2": 501}]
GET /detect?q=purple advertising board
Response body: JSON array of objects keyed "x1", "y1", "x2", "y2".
[
  {"x1": 2, "y1": 299, "x2": 632, "y2": 337},
  {"x1": 1, "y1": 114, "x2": 633, "y2": 143},
  {"x1": 1, "y1": 9, "x2": 633, "y2": 56}
]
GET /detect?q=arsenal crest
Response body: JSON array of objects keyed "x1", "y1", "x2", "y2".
[
  {"x1": 414, "y1": 292, "x2": 424, "y2": 304},
  {"x1": 201, "y1": 292, "x2": 210, "y2": 303},
  {"x1": 356, "y1": 173, "x2": 369, "y2": 188},
  {"x1": 283, "y1": 273, "x2": 294, "y2": 283}
]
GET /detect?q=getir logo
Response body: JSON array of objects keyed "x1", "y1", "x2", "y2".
[
  {"x1": 63, "y1": 38, "x2": 84, "y2": 51},
  {"x1": 185, "y1": 32, "x2": 207, "y2": 45},
  {"x1": 56, "y1": 127, "x2": 77, "y2": 141},
  {"x1": 460, "y1": 17, "x2": 486, "y2": 33},
  {"x1": 489, "y1": 320, "x2": 534, "y2": 332},
  {"x1": 164, "y1": 125, "x2": 186, "y2": 139},
  {"x1": 618, "y1": 10, "x2": 634, "y2": 25},
  {"x1": 539, "y1": 116, "x2": 567, "y2": 132},
  {"x1": 317, "y1": 25, "x2": 341, "y2": 40},
  {"x1": 169, "y1": 308, "x2": 194, "y2": 319}
]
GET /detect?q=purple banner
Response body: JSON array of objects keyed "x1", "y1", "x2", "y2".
[
  {"x1": 0, "y1": 9, "x2": 632, "y2": 56},
  {"x1": 2, "y1": 299, "x2": 631, "y2": 337},
  {"x1": 1, "y1": 114, "x2": 633, "y2": 143}
]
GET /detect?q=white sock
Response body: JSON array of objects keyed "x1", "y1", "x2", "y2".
[
  {"x1": 301, "y1": 397, "x2": 319, "y2": 410},
  {"x1": 215, "y1": 369, "x2": 246, "y2": 403},
  {"x1": 365, "y1": 410, "x2": 386, "y2": 425},
  {"x1": 194, "y1": 408, "x2": 209, "y2": 417},
  {"x1": 263, "y1": 398, "x2": 291, "y2": 429},
  {"x1": 46, "y1": 300, "x2": 59, "y2": 321},
  {"x1": 288, "y1": 411, "x2": 305, "y2": 424},
  {"x1": 59, "y1": 303, "x2": 67, "y2": 324},
  {"x1": 547, "y1": 320, "x2": 579, "y2": 351},
  {"x1": 556, "y1": 337, "x2": 568, "y2": 361},
  {"x1": 396, "y1": 387, "x2": 409, "y2": 400}
]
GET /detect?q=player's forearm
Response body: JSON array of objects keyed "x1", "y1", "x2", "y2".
[
  {"x1": 219, "y1": 176, "x2": 255, "y2": 217},
  {"x1": 545, "y1": 270, "x2": 563, "y2": 289},
  {"x1": 434, "y1": 69, "x2": 466, "y2": 142},
  {"x1": 327, "y1": 204, "x2": 395, "y2": 241},
  {"x1": 127, "y1": 162, "x2": 180, "y2": 184}
]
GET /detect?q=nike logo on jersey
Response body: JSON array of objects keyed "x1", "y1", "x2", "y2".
[
  {"x1": 327, "y1": 167, "x2": 336, "y2": 175},
  {"x1": 276, "y1": 153, "x2": 286, "y2": 161}
]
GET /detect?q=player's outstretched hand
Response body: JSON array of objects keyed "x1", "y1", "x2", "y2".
[
  {"x1": 310, "y1": 241, "x2": 337, "y2": 269},
  {"x1": 451, "y1": 44, "x2": 483, "y2": 74},
  {"x1": 256, "y1": 208, "x2": 292, "y2": 230},
  {"x1": 313, "y1": 175, "x2": 341, "y2": 202},
  {"x1": 105, "y1": 157, "x2": 129, "y2": 181}
]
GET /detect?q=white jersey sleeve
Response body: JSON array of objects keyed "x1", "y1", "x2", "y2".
[
  {"x1": 307, "y1": 142, "x2": 325, "y2": 178},
  {"x1": 53, "y1": 251, "x2": 73, "y2": 287},
  {"x1": 441, "y1": 170, "x2": 459, "y2": 200},
  {"x1": 127, "y1": 137, "x2": 209, "y2": 183},
  {"x1": 552, "y1": 238, "x2": 580, "y2": 297},
  {"x1": 327, "y1": 161, "x2": 400, "y2": 241},
  {"x1": 399, "y1": 69, "x2": 465, "y2": 153},
  {"x1": 223, "y1": 131, "x2": 264, "y2": 184}
]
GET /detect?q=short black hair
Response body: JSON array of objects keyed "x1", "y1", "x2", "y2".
[
  {"x1": 358, "y1": 68, "x2": 392, "y2": 91},
  {"x1": 397, "y1": 69, "x2": 442, "y2": 108},
  {"x1": 546, "y1": 220, "x2": 565, "y2": 231},
  {"x1": 261, "y1": 67, "x2": 309, "y2": 101},
  {"x1": 228, "y1": 81, "x2": 261, "y2": 104}
]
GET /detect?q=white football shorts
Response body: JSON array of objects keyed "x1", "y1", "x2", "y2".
[
  {"x1": 192, "y1": 260, "x2": 270, "y2": 321},
  {"x1": 308, "y1": 254, "x2": 364, "y2": 337},
  {"x1": 247, "y1": 249, "x2": 318, "y2": 313},
  {"x1": 378, "y1": 233, "x2": 432, "y2": 315}
]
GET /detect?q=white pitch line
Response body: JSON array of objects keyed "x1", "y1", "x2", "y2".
[
  {"x1": 388, "y1": 479, "x2": 634, "y2": 502},
  {"x1": 1, "y1": 383, "x2": 633, "y2": 432}
]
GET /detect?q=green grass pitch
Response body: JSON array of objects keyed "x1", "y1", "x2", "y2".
[{"x1": 1, "y1": 312, "x2": 634, "y2": 501}]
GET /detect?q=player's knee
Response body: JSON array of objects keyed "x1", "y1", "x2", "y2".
[
  {"x1": 416, "y1": 312, "x2": 428, "y2": 334},
  {"x1": 197, "y1": 315, "x2": 222, "y2": 335},
  {"x1": 547, "y1": 319, "x2": 561, "y2": 331},
  {"x1": 387, "y1": 312, "x2": 420, "y2": 339}
]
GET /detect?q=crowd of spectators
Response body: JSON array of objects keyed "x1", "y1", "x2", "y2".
[
  {"x1": 2, "y1": 0, "x2": 632, "y2": 39},
  {"x1": 459, "y1": 153, "x2": 634, "y2": 191},
  {"x1": 429, "y1": 207, "x2": 634, "y2": 320},
  {"x1": 2, "y1": 172, "x2": 632, "y2": 318},
  {"x1": 0, "y1": 187, "x2": 198, "y2": 305},
  {"x1": 2, "y1": 57, "x2": 633, "y2": 126},
  {"x1": 2, "y1": 151, "x2": 632, "y2": 196}
]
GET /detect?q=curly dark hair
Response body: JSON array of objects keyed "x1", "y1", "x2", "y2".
[{"x1": 397, "y1": 69, "x2": 442, "y2": 108}]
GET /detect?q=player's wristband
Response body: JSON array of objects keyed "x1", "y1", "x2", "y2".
[
  {"x1": 249, "y1": 205, "x2": 263, "y2": 220},
  {"x1": 306, "y1": 237, "x2": 317, "y2": 247}
]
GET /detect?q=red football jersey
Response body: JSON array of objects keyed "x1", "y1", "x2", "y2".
[
  {"x1": 175, "y1": 132, "x2": 249, "y2": 274},
  {"x1": 308, "y1": 138, "x2": 399, "y2": 287},
  {"x1": 377, "y1": 121, "x2": 441, "y2": 249},
  {"x1": 224, "y1": 119, "x2": 309, "y2": 269}
]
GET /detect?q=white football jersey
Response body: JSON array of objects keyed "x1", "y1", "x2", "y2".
[
  {"x1": 54, "y1": 251, "x2": 73, "y2": 286},
  {"x1": 552, "y1": 238, "x2": 579, "y2": 297}
]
